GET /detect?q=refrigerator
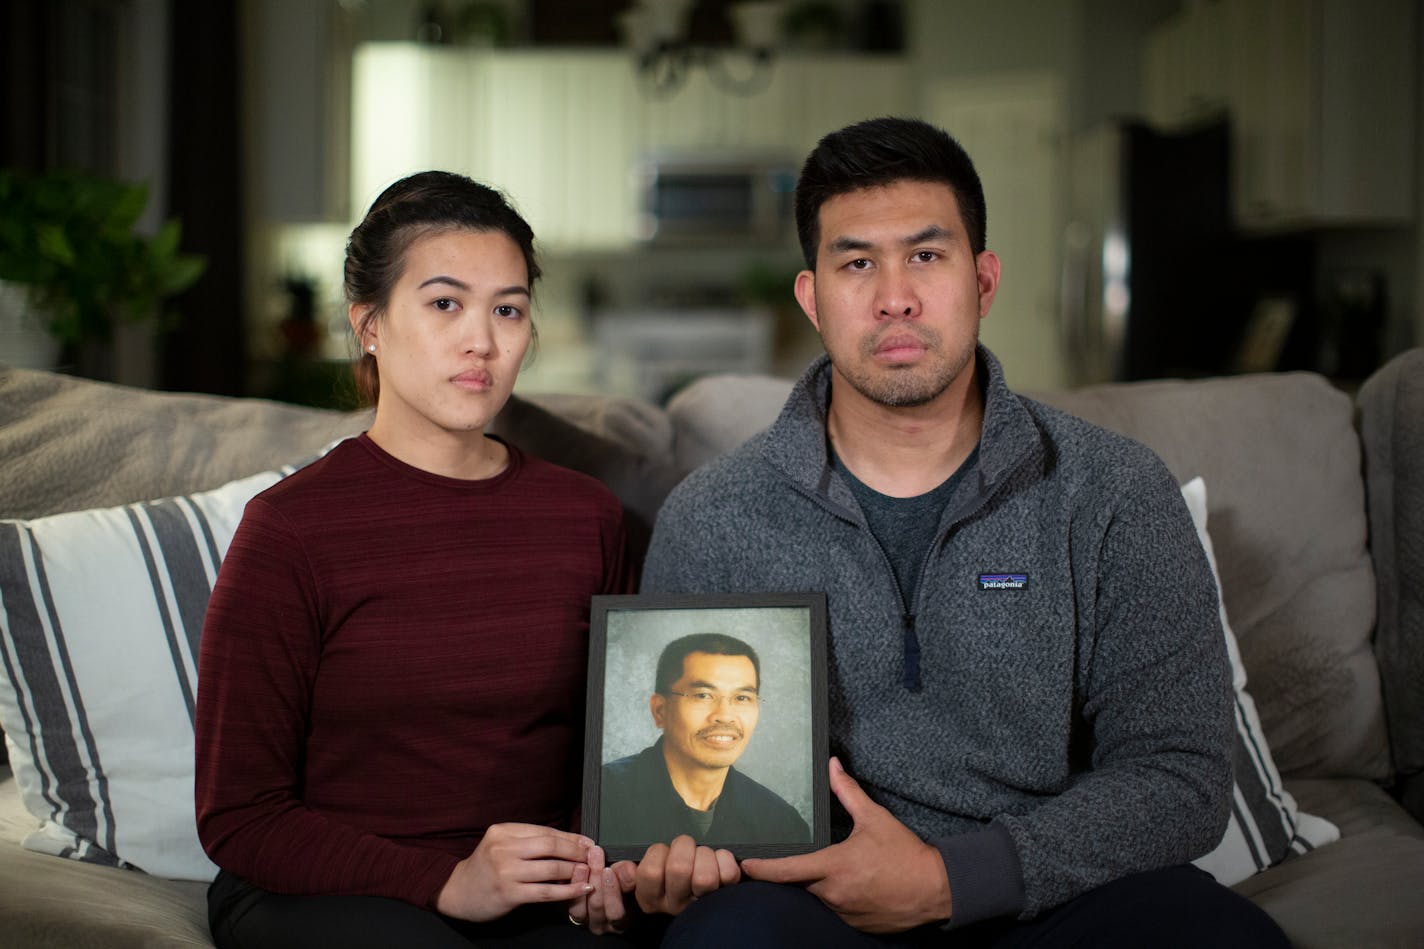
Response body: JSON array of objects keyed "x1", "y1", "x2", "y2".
[{"x1": 1060, "y1": 118, "x2": 1310, "y2": 385}]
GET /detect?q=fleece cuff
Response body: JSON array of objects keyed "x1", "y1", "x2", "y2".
[{"x1": 932, "y1": 822, "x2": 1025, "y2": 928}]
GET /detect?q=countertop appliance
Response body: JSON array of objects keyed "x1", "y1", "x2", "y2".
[{"x1": 635, "y1": 152, "x2": 797, "y2": 246}]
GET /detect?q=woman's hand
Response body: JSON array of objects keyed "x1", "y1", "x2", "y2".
[
  {"x1": 568, "y1": 847, "x2": 638, "y2": 934},
  {"x1": 435, "y1": 823, "x2": 595, "y2": 922}
]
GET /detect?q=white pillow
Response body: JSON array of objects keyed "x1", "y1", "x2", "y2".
[
  {"x1": 0, "y1": 448, "x2": 337, "y2": 880},
  {"x1": 1181, "y1": 477, "x2": 1340, "y2": 885}
]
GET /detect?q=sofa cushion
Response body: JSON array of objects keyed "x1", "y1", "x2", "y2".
[
  {"x1": 0, "y1": 770, "x2": 211, "y2": 948},
  {"x1": 0, "y1": 455, "x2": 333, "y2": 880},
  {"x1": 0, "y1": 364, "x2": 685, "y2": 575},
  {"x1": 1034, "y1": 373, "x2": 1386, "y2": 783},
  {"x1": 490, "y1": 392, "x2": 685, "y2": 567},
  {"x1": 1286, "y1": 776, "x2": 1424, "y2": 841},
  {"x1": 665, "y1": 373, "x2": 792, "y2": 473},
  {"x1": 1181, "y1": 478, "x2": 1338, "y2": 886},
  {"x1": 1232, "y1": 778, "x2": 1424, "y2": 949},
  {"x1": 0, "y1": 366, "x2": 371, "y2": 522},
  {"x1": 1357, "y1": 349, "x2": 1424, "y2": 823}
]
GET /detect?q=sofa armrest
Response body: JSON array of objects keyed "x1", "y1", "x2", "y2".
[{"x1": 1358, "y1": 348, "x2": 1424, "y2": 821}]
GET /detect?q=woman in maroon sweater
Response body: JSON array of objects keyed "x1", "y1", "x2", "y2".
[{"x1": 195, "y1": 172, "x2": 640, "y2": 947}]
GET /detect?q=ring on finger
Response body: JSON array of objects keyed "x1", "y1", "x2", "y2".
[{"x1": 568, "y1": 913, "x2": 585, "y2": 927}]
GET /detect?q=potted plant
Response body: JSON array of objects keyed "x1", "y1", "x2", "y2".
[{"x1": 0, "y1": 167, "x2": 206, "y2": 377}]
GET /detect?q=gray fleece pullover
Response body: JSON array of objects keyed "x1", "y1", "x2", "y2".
[{"x1": 641, "y1": 346, "x2": 1233, "y2": 926}]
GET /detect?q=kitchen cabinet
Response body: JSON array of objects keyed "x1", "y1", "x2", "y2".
[
  {"x1": 467, "y1": 53, "x2": 641, "y2": 251},
  {"x1": 351, "y1": 47, "x2": 639, "y2": 251},
  {"x1": 557, "y1": 58, "x2": 644, "y2": 250},
  {"x1": 351, "y1": 44, "x2": 910, "y2": 251},
  {"x1": 1142, "y1": 0, "x2": 1235, "y2": 130},
  {"x1": 1143, "y1": 0, "x2": 1415, "y2": 230},
  {"x1": 350, "y1": 45, "x2": 479, "y2": 213}
]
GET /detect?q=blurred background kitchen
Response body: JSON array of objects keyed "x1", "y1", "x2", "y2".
[{"x1": 1, "y1": 0, "x2": 1418, "y2": 406}]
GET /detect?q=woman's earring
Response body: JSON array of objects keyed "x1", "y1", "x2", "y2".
[{"x1": 368, "y1": 344, "x2": 376, "y2": 353}]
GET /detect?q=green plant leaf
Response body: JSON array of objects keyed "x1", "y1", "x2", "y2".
[
  {"x1": 159, "y1": 255, "x2": 206, "y2": 297},
  {"x1": 150, "y1": 219, "x2": 181, "y2": 261},
  {"x1": 0, "y1": 166, "x2": 206, "y2": 346},
  {"x1": 35, "y1": 223, "x2": 78, "y2": 267},
  {"x1": 105, "y1": 181, "x2": 149, "y2": 233}
]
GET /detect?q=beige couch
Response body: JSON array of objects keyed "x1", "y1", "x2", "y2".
[{"x1": 0, "y1": 350, "x2": 1420, "y2": 948}]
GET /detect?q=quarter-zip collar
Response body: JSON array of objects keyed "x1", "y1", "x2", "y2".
[
  {"x1": 756, "y1": 344, "x2": 1047, "y2": 692},
  {"x1": 759, "y1": 344, "x2": 1046, "y2": 526}
]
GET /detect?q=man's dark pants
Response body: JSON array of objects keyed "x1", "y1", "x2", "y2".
[{"x1": 662, "y1": 865, "x2": 1290, "y2": 948}]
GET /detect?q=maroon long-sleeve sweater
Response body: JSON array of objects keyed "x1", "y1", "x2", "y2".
[{"x1": 195, "y1": 434, "x2": 630, "y2": 909}]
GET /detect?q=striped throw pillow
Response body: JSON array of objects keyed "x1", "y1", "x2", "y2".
[
  {"x1": 1181, "y1": 477, "x2": 1340, "y2": 885},
  {"x1": 0, "y1": 454, "x2": 328, "y2": 881}
]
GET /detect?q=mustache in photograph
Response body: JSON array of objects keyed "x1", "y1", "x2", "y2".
[{"x1": 697, "y1": 725, "x2": 744, "y2": 740}]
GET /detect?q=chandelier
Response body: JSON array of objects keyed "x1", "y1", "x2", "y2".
[{"x1": 618, "y1": 0, "x2": 786, "y2": 98}]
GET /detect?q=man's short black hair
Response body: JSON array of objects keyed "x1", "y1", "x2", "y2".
[
  {"x1": 654, "y1": 634, "x2": 761, "y2": 694},
  {"x1": 793, "y1": 116, "x2": 987, "y2": 269}
]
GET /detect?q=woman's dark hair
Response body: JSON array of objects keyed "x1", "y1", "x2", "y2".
[
  {"x1": 344, "y1": 171, "x2": 541, "y2": 405},
  {"x1": 793, "y1": 116, "x2": 987, "y2": 269}
]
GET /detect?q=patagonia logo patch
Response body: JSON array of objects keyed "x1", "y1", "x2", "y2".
[{"x1": 978, "y1": 573, "x2": 1028, "y2": 591}]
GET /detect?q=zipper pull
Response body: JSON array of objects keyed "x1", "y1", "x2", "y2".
[{"x1": 902, "y1": 612, "x2": 922, "y2": 692}]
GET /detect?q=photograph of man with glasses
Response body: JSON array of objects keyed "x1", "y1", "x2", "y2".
[{"x1": 598, "y1": 633, "x2": 812, "y2": 846}]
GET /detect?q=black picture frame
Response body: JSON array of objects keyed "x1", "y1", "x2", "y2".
[{"x1": 582, "y1": 592, "x2": 830, "y2": 861}]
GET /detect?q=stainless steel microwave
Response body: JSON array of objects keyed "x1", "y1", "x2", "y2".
[{"x1": 635, "y1": 154, "x2": 798, "y2": 245}]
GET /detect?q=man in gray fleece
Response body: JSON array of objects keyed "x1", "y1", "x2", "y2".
[{"x1": 632, "y1": 118, "x2": 1289, "y2": 946}]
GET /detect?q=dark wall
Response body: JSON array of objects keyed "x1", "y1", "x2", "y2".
[
  {"x1": 163, "y1": 0, "x2": 247, "y2": 396},
  {"x1": 1, "y1": 0, "x2": 48, "y2": 169},
  {"x1": 0, "y1": 0, "x2": 116, "y2": 172}
]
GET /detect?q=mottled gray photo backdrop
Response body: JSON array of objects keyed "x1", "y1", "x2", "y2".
[{"x1": 601, "y1": 605, "x2": 815, "y2": 828}]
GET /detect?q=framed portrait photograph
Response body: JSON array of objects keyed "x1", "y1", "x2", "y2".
[{"x1": 582, "y1": 592, "x2": 830, "y2": 861}]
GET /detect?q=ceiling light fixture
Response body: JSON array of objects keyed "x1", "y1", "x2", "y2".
[{"x1": 619, "y1": 0, "x2": 785, "y2": 98}]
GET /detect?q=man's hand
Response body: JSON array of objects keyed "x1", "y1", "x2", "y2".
[
  {"x1": 741, "y1": 757, "x2": 952, "y2": 933},
  {"x1": 634, "y1": 834, "x2": 740, "y2": 915},
  {"x1": 435, "y1": 823, "x2": 594, "y2": 922}
]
